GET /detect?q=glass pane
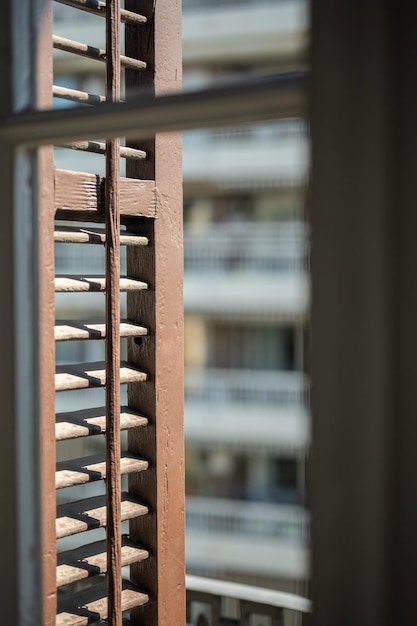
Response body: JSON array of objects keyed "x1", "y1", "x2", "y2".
[{"x1": 183, "y1": 117, "x2": 310, "y2": 600}]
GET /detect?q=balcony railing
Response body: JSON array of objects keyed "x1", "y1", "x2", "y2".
[
  {"x1": 183, "y1": 132, "x2": 308, "y2": 189},
  {"x1": 185, "y1": 368, "x2": 308, "y2": 408},
  {"x1": 187, "y1": 120, "x2": 307, "y2": 143},
  {"x1": 184, "y1": 222, "x2": 308, "y2": 274},
  {"x1": 187, "y1": 497, "x2": 309, "y2": 545},
  {"x1": 186, "y1": 575, "x2": 311, "y2": 626}
]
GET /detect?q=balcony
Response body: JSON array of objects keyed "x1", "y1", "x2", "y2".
[
  {"x1": 183, "y1": 123, "x2": 308, "y2": 192},
  {"x1": 185, "y1": 219, "x2": 307, "y2": 273},
  {"x1": 185, "y1": 367, "x2": 309, "y2": 451},
  {"x1": 187, "y1": 496, "x2": 309, "y2": 543},
  {"x1": 184, "y1": 221, "x2": 309, "y2": 319},
  {"x1": 186, "y1": 498, "x2": 309, "y2": 579}
]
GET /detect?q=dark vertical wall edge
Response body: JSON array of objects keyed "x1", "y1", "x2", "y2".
[{"x1": 311, "y1": 1, "x2": 417, "y2": 625}]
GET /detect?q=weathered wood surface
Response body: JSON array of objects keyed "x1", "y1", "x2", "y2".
[
  {"x1": 56, "y1": 451, "x2": 148, "y2": 489},
  {"x1": 55, "y1": 406, "x2": 148, "y2": 441},
  {"x1": 56, "y1": 493, "x2": 148, "y2": 539},
  {"x1": 55, "y1": 320, "x2": 147, "y2": 341},
  {"x1": 55, "y1": 361, "x2": 147, "y2": 391},
  {"x1": 54, "y1": 275, "x2": 147, "y2": 292},
  {"x1": 57, "y1": 537, "x2": 149, "y2": 587},
  {"x1": 54, "y1": 169, "x2": 156, "y2": 219},
  {"x1": 125, "y1": 0, "x2": 185, "y2": 623},
  {"x1": 56, "y1": 581, "x2": 149, "y2": 626},
  {"x1": 105, "y1": 4, "x2": 123, "y2": 618}
]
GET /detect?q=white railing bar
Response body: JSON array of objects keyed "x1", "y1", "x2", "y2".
[
  {"x1": 0, "y1": 73, "x2": 306, "y2": 146},
  {"x1": 186, "y1": 575, "x2": 312, "y2": 613}
]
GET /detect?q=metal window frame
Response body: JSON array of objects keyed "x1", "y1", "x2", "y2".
[
  {"x1": 0, "y1": 73, "x2": 306, "y2": 147},
  {"x1": 0, "y1": 1, "x2": 305, "y2": 624},
  {"x1": 3, "y1": 0, "x2": 415, "y2": 623}
]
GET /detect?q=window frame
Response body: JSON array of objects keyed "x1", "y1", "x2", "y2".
[{"x1": 0, "y1": 1, "x2": 305, "y2": 623}]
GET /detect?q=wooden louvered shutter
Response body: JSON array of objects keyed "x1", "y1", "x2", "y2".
[{"x1": 47, "y1": 0, "x2": 184, "y2": 624}]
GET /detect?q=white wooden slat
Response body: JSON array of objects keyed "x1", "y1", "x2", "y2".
[
  {"x1": 56, "y1": 451, "x2": 148, "y2": 489},
  {"x1": 56, "y1": 493, "x2": 148, "y2": 539},
  {"x1": 56, "y1": 581, "x2": 149, "y2": 626},
  {"x1": 55, "y1": 320, "x2": 147, "y2": 341},
  {"x1": 54, "y1": 275, "x2": 147, "y2": 292},
  {"x1": 55, "y1": 406, "x2": 148, "y2": 441},
  {"x1": 57, "y1": 536, "x2": 149, "y2": 587},
  {"x1": 55, "y1": 361, "x2": 147, "y2": 391}
]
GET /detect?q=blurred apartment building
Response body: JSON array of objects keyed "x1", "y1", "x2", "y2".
[{"x1": 53, "y1": 0, "x2": 310, "y2": 597}]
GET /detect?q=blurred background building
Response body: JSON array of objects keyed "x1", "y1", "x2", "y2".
[{"x1": 53, "y1": 0, "x2": 310, "y2": 600}]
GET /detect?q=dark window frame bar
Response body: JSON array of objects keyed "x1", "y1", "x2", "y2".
[{"x1": 0, "y1": 73, "x2": 306, "y2": 147}]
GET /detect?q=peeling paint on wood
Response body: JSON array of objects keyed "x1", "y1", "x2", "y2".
[{"x1": 54, "y1": 169, "x2": 157, "y2": 218}]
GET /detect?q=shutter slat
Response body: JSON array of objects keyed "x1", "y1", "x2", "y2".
[
  {"x1": 56, "y1": 452, "x2": 148, "y2": 489},
  {"x1": 54, "y1": 275, "x2": 147, "y2": 293},
  {"x1": 53, "y1": 84, "x2": 106, "y2": 105},
  {"x1": 56, "y1": 581, "x2": 149, "y2": 626},
  {"x1": 56, "y1": 406, "x2": 148, "y2": 441},
  {"x1": 54, "y1": 227, "x2": 148, "y2": 246},
  {"x1": 57, "y1": 536, "x2": 149, "y2": 587},
  {"x1": 56, "y1": 493, "x2": 148, "y2": 539},
  {"x1": 52, "y1": 35, "x2": 147, "y2": 72},
  {"x1": 55, "y1": 361, "x2": 147, "y2": 391},
  {"x1": 55, "y1": 320, "x2": 147, "y2": 341},
  {"x1": 57, "y1": 140, "x2": 146, "y2": 160}
]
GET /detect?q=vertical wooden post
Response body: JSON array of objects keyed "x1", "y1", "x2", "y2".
[
  {"x1": 38, "y1": 148, "x2": 56, "y2": 626},
  {"x1": 37, "y1": 20, "x2": 57, "y2": 626},
  {"x1": 33, "y1": 1, "x2": 56, "y2": 625},
  {"x1": 105, "y1": 1, "x2": 122, "y2": 624},
  {"x1": 125, "y1": 1, "x2": 185, "y2": 624}
]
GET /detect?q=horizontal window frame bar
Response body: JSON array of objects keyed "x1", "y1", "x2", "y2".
[{"x1": 0, "y1": 73, "x2": 306, "y2": 147}]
